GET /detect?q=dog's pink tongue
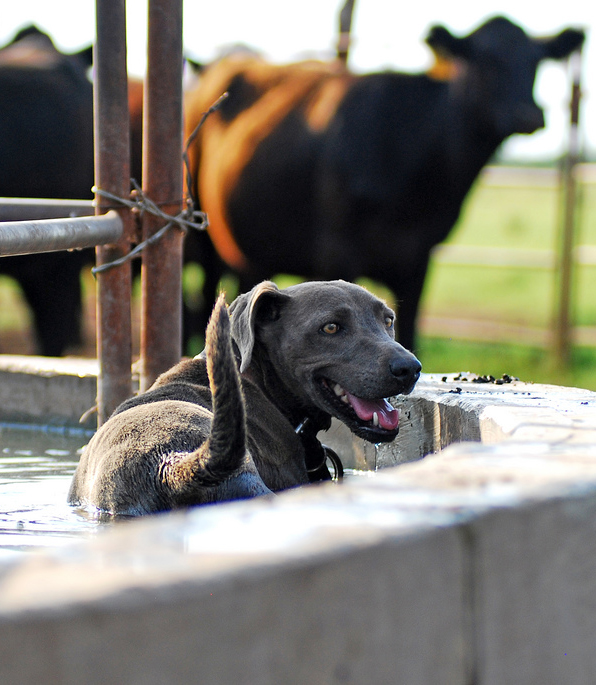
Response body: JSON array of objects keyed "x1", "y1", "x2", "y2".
[{"x1": 345, "y1": 393, "x2": 399, "y2": 430}]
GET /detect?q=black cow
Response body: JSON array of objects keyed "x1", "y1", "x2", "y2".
[
  {"x1": 184, "y1": 16, "x2": 584, "y2": 352},
  {"x1": 0, "y1": 25, "x2": 94, "y2": 355},
  {"x1": 0, "y1": 26, "x2": 147, "y2": 356}
]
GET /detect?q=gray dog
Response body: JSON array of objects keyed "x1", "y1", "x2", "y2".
[{"x1": 68, "y1": 280, "x2": 421, "y2": 517}]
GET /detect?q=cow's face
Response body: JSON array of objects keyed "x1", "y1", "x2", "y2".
[{"x1": 426, "y1": 16, "x2": 584, "y2": 139}]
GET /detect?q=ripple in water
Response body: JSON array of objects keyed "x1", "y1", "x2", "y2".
[{"x1": 0, "y1": 424, "x2": 103, "y2": 560}]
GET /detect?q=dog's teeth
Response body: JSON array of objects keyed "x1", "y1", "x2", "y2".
[
  {"x1": 332, "y1": 382, "x2": 349, "y2": 404},
  {"x1": 333, "y1": 383, "x2": 346, "y2": 397},
  {"x1": 372, "y1": 412, "x2": 379, "y2": 427}
]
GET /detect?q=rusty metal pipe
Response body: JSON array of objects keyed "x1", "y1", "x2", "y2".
[
  {"x1": 94, "y1": 0, "x2": 135, "y2": 423},
  {"x1": 140, "y1": 0, "x2": 184, "y2": 391},
  {"x1": 0, "y1": 211, "x2": 121, "y2": 256},
  {"x1": 0, "y1": 198, "x2": 94, "y2": 221}
]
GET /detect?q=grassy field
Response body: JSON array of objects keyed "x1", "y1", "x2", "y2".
[
  {"x1": 416, "y1": 169, "x2": 596, "y2": 389},
  {"x1": 416, "y1": 336, "x2": 596, "y2": 390},
  {"x1": 1, "y1": 166, "x2": 595, "y2": 389},
  {"x1": 422, "y1": 173, "x2": 596, "y2": 325}
]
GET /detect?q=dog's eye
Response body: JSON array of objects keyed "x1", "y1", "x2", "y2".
[
  {"x1": 321, "y1": 322, "x2": 340, "y2": 335},
  {"x1": 385, "y1": 316, "x2": 394, "y2": 329}
]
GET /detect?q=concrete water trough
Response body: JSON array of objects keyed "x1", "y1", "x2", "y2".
[{"x1": 1, "y1": 355, "x2": 596, "y2": 684}]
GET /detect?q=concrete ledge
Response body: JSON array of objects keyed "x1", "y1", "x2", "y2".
[
  {"x1": 0, "y1": 356, "x2": 99, "y2": 429},
  {"x1": 323, "y1": 372, "x2": 596, "y2": 469},
  {"x1": 0, "y1": 493, "x2": 468, "y2": 684},
  {"x1": 2, "y1": 357, "x2": 596, "y2": 683},
  {"x1": 2, "y1": 443, "x2": 596, "y2": 683}
]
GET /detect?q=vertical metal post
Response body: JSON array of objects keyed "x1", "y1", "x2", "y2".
[
  {"x1": 337, "y1": 0, "x2": 356, "y2": 65},
  {"x1": 554, "y1": 48, "x2": 583, "y2": 366},
  {"x1": 94, "y1": 0, "x2": 134, "y2": 423},
  {"x1": 140, "y1": 0, "x2": 184, "y2": 391}
]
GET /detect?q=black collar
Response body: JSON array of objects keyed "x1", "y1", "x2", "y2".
[{"x1": 294, "y1": 417, "x2": 344, "y2": 482}]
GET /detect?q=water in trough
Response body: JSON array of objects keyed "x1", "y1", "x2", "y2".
[
  {"x1": 0, "y1": 424, "x2": 101, "y2": 560},
  {"x1": 0, "y1": 421, "x2": 378, "y2": 563}
]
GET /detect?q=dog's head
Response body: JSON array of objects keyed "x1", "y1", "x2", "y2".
[{"x1": 229, "y1": 280, "x2": 421, "y2": 443}]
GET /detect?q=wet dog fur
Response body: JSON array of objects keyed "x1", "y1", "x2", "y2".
[{"x1": 68, "y1": 280, "x2": 421, "y2": 517}]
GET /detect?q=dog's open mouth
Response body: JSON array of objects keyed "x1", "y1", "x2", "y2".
[{"x1": 319, "y1": 378, "x2": 399, "y2": 441}]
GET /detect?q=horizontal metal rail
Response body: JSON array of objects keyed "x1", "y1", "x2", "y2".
[
  {"x1": 0, "y1": 198, "x2": 94, "y2": 222},
  {"x1": 0, "y1": 210, "x2": 122, "y2": 257}
]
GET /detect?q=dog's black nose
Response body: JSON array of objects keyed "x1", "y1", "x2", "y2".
[{"x1": 390, "y1": 355, "x2": 422, "y2": 386}]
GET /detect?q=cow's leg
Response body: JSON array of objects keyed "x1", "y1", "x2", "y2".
[
  {"x1": 383, "y1": 254, "x2": 431, "y2": 354},
  {"x1": 237, "y1": 272, "x2": 261, "y2": 295},
  {"x1": 183, "y1": 230, "x2": 227, "y2": 351},
  {"x1": 311, "y1": 175, "x2": 364, "y2": 281},
  {"x1": 18, "y1": 257, "x2": 83, "y2": 356}
]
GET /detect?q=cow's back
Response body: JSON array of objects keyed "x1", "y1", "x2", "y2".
[
  {"x1": 185, "y1": 56, "x2": 354, "y2": 272},
  {"x1": 0, "y1": 28, "x2": 94, "y2": 199},
  {"x1": 0, "y1": 28, "x2": 94, "y2": 356}
]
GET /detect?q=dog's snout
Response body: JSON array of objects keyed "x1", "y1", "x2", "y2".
[{"x1": 389, "y1": 355, "x2": 422, "y2": 388}]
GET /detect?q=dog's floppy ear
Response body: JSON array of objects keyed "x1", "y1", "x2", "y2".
[{"x1": 229, "y1": 281, "x2": 290, "y2": 372}]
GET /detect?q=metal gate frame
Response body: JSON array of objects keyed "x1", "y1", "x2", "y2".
[
  {"x1": 0, "y1": 0, "x2": 184, "y2": 425},
  {"x1": 95, "y1": 0, "x2": 184, "y2": 421}
]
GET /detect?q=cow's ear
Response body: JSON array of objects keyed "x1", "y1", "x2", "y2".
[
  {"x1": 539, "y1": 28, "x2": 585, "y2": 60},
  {"x1": 425, "y1": 25, "x2": 472, "y2": 61},
  {"x1": 71, "y1": 44, "x2": 93, "y2": 67},
  {"x1": 228, "y1": 281, "x2": 290, "y2": 373}
]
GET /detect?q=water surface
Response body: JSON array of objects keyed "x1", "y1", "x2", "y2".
[
  {"x1": 0, "y1": 424, "x2": 101, "y2": 560},
  {"x1": 0, "y1": 424, "x2": 372, "y2": 563}
]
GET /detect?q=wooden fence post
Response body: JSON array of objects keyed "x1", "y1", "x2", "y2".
[{"x1": 554, "y1": 47, "x2": 583, "y2": 367}]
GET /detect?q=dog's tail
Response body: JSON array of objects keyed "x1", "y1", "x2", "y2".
[{"x1": 200, "y1": 293, "x2": 247, "y2": 484}]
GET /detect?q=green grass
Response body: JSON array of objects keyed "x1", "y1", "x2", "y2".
[
  {"x1": 455, "y1": 184, "x2": 559, "y2": 248},
  {"x1": 446, "y1": 179, "x2": 596, "y2": 248},
  {"x1": 0, "y1": 277, "x2": 31, "y2": 330},
  {"x1": 416, "y1": 336, "x2": 596, "y2": 391},
  {"x1": 422, "y1": 263, "x2": 556, "y2": 327},
  {"x1": 412, "y1": 174, "x2": 596, "y2": 389}
]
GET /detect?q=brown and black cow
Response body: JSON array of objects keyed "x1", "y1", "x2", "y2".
[{"x1": 184, "y1": 16, "x2": 584, "y2": 352}]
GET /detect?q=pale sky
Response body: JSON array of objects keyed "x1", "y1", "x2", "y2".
[{"x1": 1, "y1": 0, "x2": 593, "y2": 160}]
